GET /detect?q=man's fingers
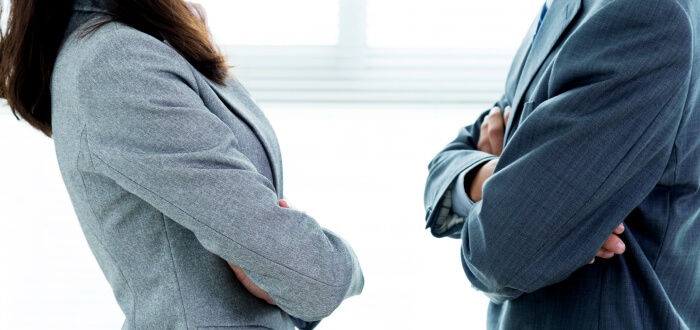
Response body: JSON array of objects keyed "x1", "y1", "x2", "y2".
[
  {"x1": 614, "y1": 223, "x2": 625, "y2": 235},
  {"x1": 596, "y1": 248, "x2": 615, "y2": 259},
  {"x1": 486, "y1": 107, "x2": 505, "y2": 156},
  {"x1": 278, "y1": 200, "x2": 290, "y2": 209},
  {"x1": 592, "y1": 227, "x2": 627, "y2": 263},
  {"x1": 478, "y1": 106, "x2": 510, "y2": 155},
  {"x1": 602, "y1": 234, "x2": 626, "y2": 254},
  {"x1": 504, "y1": 106, "x2": 512, "y2": 126},
  {"x1": 478, "y1": 121, "x2": 493, "y2": 154}
]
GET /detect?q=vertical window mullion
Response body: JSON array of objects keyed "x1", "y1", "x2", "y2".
[{"x1": 338, "y1": 0, "x2": 368, "y2": 69}]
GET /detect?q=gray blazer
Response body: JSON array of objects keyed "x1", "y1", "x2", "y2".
[
  {"x1": 50, "y1": 1, "x2": 363, "y2": 329},
  {"x1": 425, "y1": 0, "x2": 700, "y2": 328}
]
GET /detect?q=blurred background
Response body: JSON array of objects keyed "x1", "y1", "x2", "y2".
[{"x1": 0, "y1": 0, "x2": 543, "y2": 329}]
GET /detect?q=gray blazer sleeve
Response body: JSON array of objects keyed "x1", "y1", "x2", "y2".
[
  {"x1": 457, "y1": 1, "x2": 692, "y2": 303},
  {"x1": 76, "y1": 26, "x2": 363, "y2": 321}
]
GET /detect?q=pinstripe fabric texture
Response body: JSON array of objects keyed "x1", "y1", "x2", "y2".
[{"x1": 425, "y1": 0, "x2": 700, "y2": 328}]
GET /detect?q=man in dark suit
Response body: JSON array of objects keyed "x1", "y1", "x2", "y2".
[{"x1": 424, "y1": 0, "x2": 700, "y2": 328}]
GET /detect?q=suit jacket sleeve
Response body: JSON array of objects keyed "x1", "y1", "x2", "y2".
[
  {"x1": 457, "y1": 1, "x2": 692, "y2": 303},
  {"x1": 424, "y1": 105, "x2": 501, "y2": 238},
  {"x1": 76, "y1": 26, "x2": 363, "y2": 321}
]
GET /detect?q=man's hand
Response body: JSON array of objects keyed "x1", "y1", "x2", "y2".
[
  {"x1": 589, "y1": 223, "x2": 626, "y2": 264},
  {"x1": 477, "y1": 106, "x2": 512, "y2": 156},
  {"x1": 226, "y1": 200, "x2": 296, "y2": 306},
  {"x1": 468, "y1": 106, "x2": 511, "y2": 202},
  {"x1": 467, "y1": 160, "x2": 627, "y2": 264},
  {"x1": 470, "y1": 106, "x2": 626, "y2": 268},
  {"x1": 468, "y1": 158, "x2": 499, "y2": 202}
]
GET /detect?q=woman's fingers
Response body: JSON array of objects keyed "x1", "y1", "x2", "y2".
[
  {"x1": 278, "y1": 200, "x2": 290, "y2": 209},
  {"x1": 228, "y1": 263, "x2": 276, "y2": 305},
  {"x1": 228, "y1": 263, "x2": 250, "y2": 284}
]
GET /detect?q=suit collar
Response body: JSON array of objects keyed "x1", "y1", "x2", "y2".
[
  {"x1": 203, "y1": 78, "x2": 284, "y2": 195},
  {"x1": 504, "y1": 0, "x2": 582, "y2": 143}
]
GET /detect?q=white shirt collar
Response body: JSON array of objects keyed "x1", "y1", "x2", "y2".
[{"x1": 546, "y1": 0, "x2": 554, "y2": 9}]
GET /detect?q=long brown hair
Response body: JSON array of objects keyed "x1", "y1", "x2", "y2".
[{"x1": 0, "y1": 0, "x2": 228, "y2": 137}]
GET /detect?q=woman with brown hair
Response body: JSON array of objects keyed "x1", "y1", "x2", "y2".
[{"x1": 0, "y1": 0, "x2": 364, "y2": 328}]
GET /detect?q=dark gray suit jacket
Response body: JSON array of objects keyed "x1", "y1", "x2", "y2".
[
  {"x1": 51, "y1": 1, "x2": 363, "y2": 329},
  {"x1": 425, "y1": 0, "x2": 700, "y2": 328}
]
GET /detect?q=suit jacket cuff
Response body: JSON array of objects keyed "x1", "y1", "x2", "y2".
[
  {"x1": 452, "y1": 168, "x2": 477, "y2": 218},
  {"x1": 431, "y1": 158, "x2": 495, "y2": 238}
]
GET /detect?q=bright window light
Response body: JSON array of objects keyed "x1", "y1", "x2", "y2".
[
  {"x1": 367, "y1": 0, "x2": 545, "y2": 49},
  {"x1": 196, "y1": 0, "x2": 339, "y2": 46},
  {"x1": 1, "y1": 1, "x2": 9, "y2": 32}
]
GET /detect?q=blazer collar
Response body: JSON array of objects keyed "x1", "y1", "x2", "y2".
[
  {"x1": 504, "y1": 0, "x2": 582, "y2": 144},
  {"x1": 204, "y1": 78, "x2": 284, "y2": 195}
]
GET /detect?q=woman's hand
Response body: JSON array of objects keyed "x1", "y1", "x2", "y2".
[
  {"x1": 228, "y1": 263, "x2": 276, "y2": 305},
  {"x1": 227, "y1": 200, "x2": 301, "y2": 305}
]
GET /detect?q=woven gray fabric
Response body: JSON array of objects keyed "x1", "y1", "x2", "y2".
[
  {"x1": 51, "y1": 2, "x2": 364, "y2": 328},
  {"x1": 425, "y1": 0, "x2": 700, "y2": 328}
]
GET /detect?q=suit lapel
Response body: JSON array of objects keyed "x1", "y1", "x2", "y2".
[
  {"x1": 204, "y1": 78, "x2": 283, "y2": 195},
  {"x1": 504, "y1": 0, "x2": 582, "y2": 143},
  {"x1": 504, "y1": 13, "x2": 540, "y2": 105}
]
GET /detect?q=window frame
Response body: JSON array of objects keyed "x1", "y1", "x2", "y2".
[{"x1": 218, "y1": 0, "x2": 522, "y2": 104}]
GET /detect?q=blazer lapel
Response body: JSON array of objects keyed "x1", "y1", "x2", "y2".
[
  {"x1": 504, "y1": 0, "x2": 582, "y2": 143},
  {"x1": 204, "y1": 78, "x2": 284, "y2": 194}
]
